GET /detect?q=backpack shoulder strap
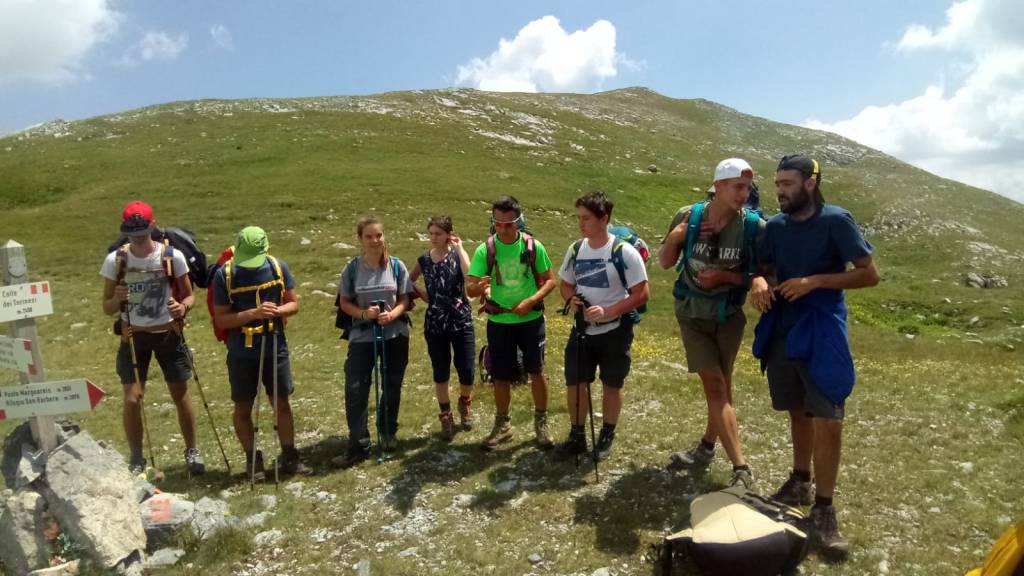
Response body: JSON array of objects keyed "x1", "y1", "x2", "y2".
[
  {"x1": 115, "y1": 244, "x2": 130, "y2": 283},
  {"x1": 267, "y1": 255, "x2": 284, "y2": 283},
  {"x1": 521, "y1": 233, "x2": 541, "y2": 287},
  {"x1": 678, "y1": 202, "x2": 705, "y2": 273},
  {"x1": 223, "y1": 258, "x2": 235, "y2": 303},
  {"x1": 610, "y1": 240, "x2": 629, "y2": 289},
  {"x1": 740, "y1": 209, "x2": 761, "y2": 283},
  {"x1": 390, "y1": 256, "x2": 403, "y2": 288}
]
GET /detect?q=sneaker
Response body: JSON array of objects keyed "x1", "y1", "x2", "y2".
[
  {"x1": 666, "y1": 441, "x2": 715, "y2": 471},
  {"x1": 482, "y1": 414, "x2": 513, "y2": 450},
  {"x1": 533, "y1": 411, "x2": 554, "y2": 450},
  {"x1": 439, "y1": 411, "x2": 456, "y2": 442},
  {"x1": 595, "y1": 428, "x2": 615, "y2": 462},
  {"x1": 771, "y1": 473, "x2": 813, "y2": 507},
  {"x1": 331, "y1": 445, "x2": 370, "y2": 469},
  {"x1": 458, "y1": 396, "x2": 474, "y2": 430},
  {"x1": 277, "y1": 447, "x2": 312, "y2": 476},
  {"x1": 128, "y1": 456, "x2": 147, "y2": 477},
  {"x1": 728, "y1": 467, "x2": 754, "y2": 489},
  {"x1": 184, "y1": 448, "x2": 206, "y2": 477},
  {"x1": 245, "y1": 449, "x2": 265, "y2": 480},
  {"x1": 554, "y1": 430, "x2": 588, "y2": 461},
  {"x1": 810, "y1": 505, "x2": 850, "y2": 561}
]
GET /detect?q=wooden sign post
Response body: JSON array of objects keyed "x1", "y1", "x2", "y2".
[{"x1": 1, "y1": 240, "x2": 58, "y2": 451}]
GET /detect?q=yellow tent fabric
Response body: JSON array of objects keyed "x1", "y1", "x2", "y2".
[{"x1": 966, "y1": 519, "x2": 1024, "y2": 576}]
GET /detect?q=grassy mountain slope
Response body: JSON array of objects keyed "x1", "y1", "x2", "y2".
[{"x1": 1, "y1": 88, "x2": 1021, "y2": 575}]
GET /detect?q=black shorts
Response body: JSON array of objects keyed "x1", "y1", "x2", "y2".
[
  {"x1": 116, "y1": 331, "x2": 192, "y2": 385},
  {"x1": 424, "y1": 327, "x2": 476, "y2": 385},
  {"x1": 227, "y1": 348, "x2": 294, "y2": 403},
  {"x1": 765, "y1": 336, "x2": 845, "y2": 420},
  {"x1": 485, "y1": 317, "x2": 545, "y2": 382},
  {"x1": 564, "y1": 320, "x2": 634, "y2": 389}
]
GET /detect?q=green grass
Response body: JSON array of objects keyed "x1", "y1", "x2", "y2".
[{"x1": 1, "y1": 88, "x2": 1022, "y2": 575}]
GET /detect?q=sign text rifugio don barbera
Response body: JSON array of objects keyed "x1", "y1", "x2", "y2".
[{"x1": 0, "y1": 282, "x2": 53, "y2": 323}]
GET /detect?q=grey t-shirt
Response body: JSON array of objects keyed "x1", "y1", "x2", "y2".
[
  {"x1": 664, "y1": 204, "x2": 766, "y2": 320},
  {"x1": 337, "y1": 256, "x2": 414, "y2": 343}
]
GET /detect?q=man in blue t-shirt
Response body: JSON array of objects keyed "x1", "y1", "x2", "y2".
[
  {"x1": 212, "y1": 226, "x2": 309, "y2": 479},
  {"x1": 751, "y1": 155, "x2": 879, "y2": 561}
]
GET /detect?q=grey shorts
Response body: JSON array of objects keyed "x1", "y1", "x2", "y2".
[
  {"x1": 765, "y1": 335, "x2": 845, "y2": 420},
  {"x1": 676, "y1": 308, "x2": 746, "y2": 375}
]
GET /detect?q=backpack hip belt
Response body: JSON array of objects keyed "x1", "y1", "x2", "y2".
[{"x1": 240, "y1": 320, "x2": 276, "y2": 349}]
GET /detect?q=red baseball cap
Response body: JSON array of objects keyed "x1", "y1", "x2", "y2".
[{"x1": 121, "y1": 200, "x2": 155, "y2": 236}]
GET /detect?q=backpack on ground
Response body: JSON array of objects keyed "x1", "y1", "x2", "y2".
[
  {"x1": 569, "y1": 233, "x2": 647, "y2": 323},
  {"x1": 108, "y1": 227, "x2": 210, "y2": 289},
  {"x1": 672, "y1": 201, "x2": 761, "y2": 321},
  {"x1": 662, "y1": 487, "x2": 810, "y2": 576},
  {"x1": 333, "y1": 256, "x2": 411, "y2": 340},
  {"x1": 477, "y1": 344, "x2": 527, "y2": 386}
]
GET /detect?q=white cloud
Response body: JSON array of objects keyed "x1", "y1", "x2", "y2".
[
  {"x1": 455, "y1": 16, "x2": 624, "y2": 93},
  {"x1": 809, "y1": 0, "x2": 1024, "y2": 203},
  {"x1": 140, "y1": 31, "x2": 188, "y2": 61},
  {"x1": 0, "y1": 0, "x2": 120, "y2": 85},
  {"x1": 210, "y1": 24, "x2": 234, "y2": 51},
  {"x1": 118, "y1": 31, "x2": 188, "y2": 67}
]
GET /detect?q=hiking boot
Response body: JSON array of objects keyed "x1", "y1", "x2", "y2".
[
  {"x1": 458, "y1": 396, "x2": 474, "y2": 430},
  {"x1": 184, "y1": 448, "x2": 206, "y2": 477},
  {"x1": 533, "y1": 411, "x2": 554, "y2": 450},
  {"x1": 554, "y1": 429, "x2": 588, "y2": 461},
  {"x1": 810, "y1": 505, "x2": 850, "y2": 561},
  {"x1": 666, "y1": 441, "x2": 715, "y2": 471},
  {"x1": 482, "y1": 414, "x2": 513, "y2": 450},
  {"x1": 278, "y1": 447, "x2": 312, "y2": 476},
  {"x1": 771, "y1": 473, "x2": 814, "y2": 507},
  {"x1": 728, "y1": 467, "x2": 755, "y2": 490},
  {"x1": 595, "y1": 428, "x2": 616, "y2": 462},
  {"x1": 128, "y1": 456, "x2": 147, "y2": 477},
  {"x1": 331, "y1": 445, "x2": 370, "y2": 469},
  {"x1": 439, "y1": 411, "x2": 456, "y2": 442},
  {"x1": 245, "y1": 449, "x2": 265, "y2": 480}
]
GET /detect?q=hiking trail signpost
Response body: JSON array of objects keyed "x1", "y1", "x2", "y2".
[{"x1": 1, "y1": 240, "x2": 105, "y2": 451}]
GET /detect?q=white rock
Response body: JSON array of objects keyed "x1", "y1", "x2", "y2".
[
  {"x1": 528, "y1": 552, "x2": 542, "y2": 564},
  {"x1": 591, "y1": 568, "x2": 611, "y2": 576},
  {"x1": 300, "y1": 238, "x2": 312, "y2": 245},
  {"x1": 398, "y1": 547, "x2": 418, "y2": 558},
  {"x1": 878, "y1": 559, "x2": 890, "y2": 574},
  {"x1": 253, "y1": 529, "x2": 283, "y2": 546},
  {"x1": 333, "y1": 242, "x2": 355, "y2": 250},
  {"x1": 70, "y1": 323, "x2": 87, "y2": 330},
  {"x1": 260, "y1": 495, "x2": 278, "y2": 511},
  {"x1": 959, "y1": 462, "x2": 974, "y2": 472}
]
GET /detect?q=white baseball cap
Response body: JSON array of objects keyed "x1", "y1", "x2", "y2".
[{"x1": 713, "y1": 158, "x2": 754, "y2": 182}]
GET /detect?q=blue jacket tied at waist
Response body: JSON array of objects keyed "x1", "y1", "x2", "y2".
[{"x1": 753, "y1": 289, "x2": 855, "y2": 405}]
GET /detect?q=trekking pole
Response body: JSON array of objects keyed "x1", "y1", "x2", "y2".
[
  {"x1": 379, "y1": 310, "x2": 391, "y2": 461},
  {"x1": 575, "y1": 296, "x2": 599, "y2": 482},
  {"x1": 176, "y1": 318, "x2": 232, "y2": 476},
  {"x1": 122, "y1": 301, "x2": 163, "y2": 481},
  {"x1": 372, "y1": 321, "x2": 383, "y2": 462},
  {"x1": 251, "y1": 320, "x2": 268, "y2": 489},
  {"x1": 271, "y1": 320, "x2": 280, "y2": 486}
]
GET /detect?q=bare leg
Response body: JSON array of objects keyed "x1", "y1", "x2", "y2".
[
  {"x1": 699, "y1": 368, "x2": 746, "y2": 466},
  {"x1": 790, "y1": 409, "x2": 815, "y2": 472},
  {"x1": 167, "y1": 381, "x2": 197, "y2": 450},
  {"x1": 813, "y1": 418, "x2": 843, "y2": 498},
  {"x1": 123, "y1": 382, "x2": 145, "y2": 460},
  {"x1": 529, "y1": 372, "x2": 548, "y2": 411}
]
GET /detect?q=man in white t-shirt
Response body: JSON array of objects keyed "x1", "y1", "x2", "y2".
[
  {"x1": 100, "y1": 201, "x2": 203, "y2": 477},
  {"x1": 556, "y1": 191, "x2": 650, "y2": 461}
]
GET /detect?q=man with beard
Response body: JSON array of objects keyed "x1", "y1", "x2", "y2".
[{"x1": 750, "y1": 155, "x2": 879, "y2": 560}]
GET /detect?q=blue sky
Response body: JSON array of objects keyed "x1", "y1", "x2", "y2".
[{"x1": 2, "y1": 0, "x2": 1021, "y2": 201}]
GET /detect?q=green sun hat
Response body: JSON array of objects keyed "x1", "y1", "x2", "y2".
[{"x1": 234, "y1": 226, "x2": 269, "y2": 268}]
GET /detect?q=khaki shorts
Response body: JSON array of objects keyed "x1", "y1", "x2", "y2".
[{"x1": 676, "y1": 303, "x2": 746, "y2": 375}]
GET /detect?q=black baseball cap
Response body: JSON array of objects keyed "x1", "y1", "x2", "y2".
[{"x1": 777, "y1": 155, "x2": 821, "y2": 183}]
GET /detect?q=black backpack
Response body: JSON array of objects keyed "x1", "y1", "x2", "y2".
[{"x1": 107, "y1": 227, "x2": 210, "y2": 288}]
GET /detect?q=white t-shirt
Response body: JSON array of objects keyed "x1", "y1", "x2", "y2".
[
  {"x1": 559, "y1": 235, "x2": 648, "y2": 335},
  {"x1": 100, "y1": 241, "x2": 189, "y2": 328}
]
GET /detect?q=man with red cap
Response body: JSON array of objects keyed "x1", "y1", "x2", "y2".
[{"x1": 100, "y1": 201, "x2": 204, "y2": 477}]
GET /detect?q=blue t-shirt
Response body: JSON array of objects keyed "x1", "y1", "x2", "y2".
[
  {"x1": 759, "y1": 204, "x2": 874, "y2": 334},
  {"x1": 212, "y1": 258, "x2": 296, "y2": 358}
]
